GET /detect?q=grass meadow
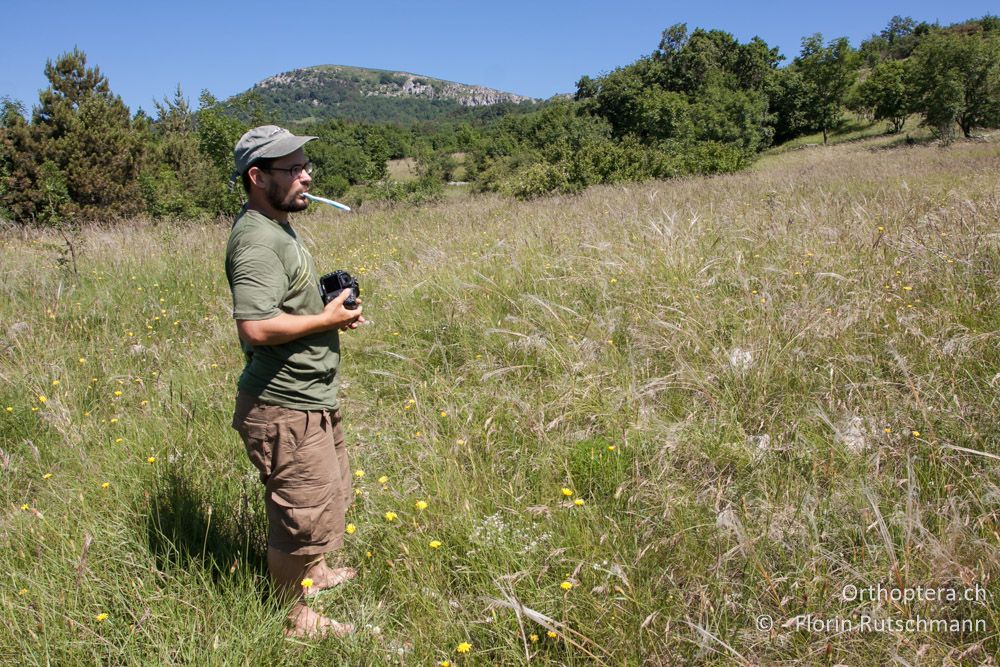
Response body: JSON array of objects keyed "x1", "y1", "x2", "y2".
[{"x1": 1, "y1": 135, "x2": 999, "y2": 665}]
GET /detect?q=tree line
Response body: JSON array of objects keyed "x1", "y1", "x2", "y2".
[
  {"x1": 1, "y1": 14, "x2": 998, "y2": 224},
  {"x1": 474, "y1": 15, "x2": 1000, "y2": 198}
]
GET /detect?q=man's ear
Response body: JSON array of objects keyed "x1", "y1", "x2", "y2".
[{"x1": 247, "y1": 166, "x2": 266, "y2": 189}]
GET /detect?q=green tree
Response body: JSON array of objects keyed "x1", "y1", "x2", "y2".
[
  {"x1": 768, "y1": 68, "x2": 812, "y2": 144},
  {"x1": 139, "y1": 86, "x2": 220, "y2": 218},
  {"x1": 1, "y1": 48, "x2": 144, "y2": 223},
  {"x1": 852, "y1": 60, "x2": 911, "y2": 132},
  {"x1": 38, "y1": 48, "x2": 144, "y2": 221},
  {"x1": 0, "y1": 98, "x2": 35, "y2": 221},
  {"x1": 794, "y1": 34, "x2": 860, "y2": 144},
  {"x1": 907, "y1": 31, "x2": 1000, "y2": 138},
  {"x1": 194, "y1": 90, "x2": 247, "y2": 214},
  {"x1": 578, "y1": 24, "x2": 778, "y2": 151}
]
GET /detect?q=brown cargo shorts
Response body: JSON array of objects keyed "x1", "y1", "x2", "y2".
[{"x1": 232, "y1": 392, "x2": 351, "y2": 556}]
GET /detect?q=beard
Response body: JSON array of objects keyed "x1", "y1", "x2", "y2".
[{"x1": 266, "y1": 180, "x2": 308, "y2": 213}]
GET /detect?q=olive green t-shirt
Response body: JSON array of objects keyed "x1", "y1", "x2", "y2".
[{"x1": 225, "y1": 207, "x2": 340, "y2": 410}]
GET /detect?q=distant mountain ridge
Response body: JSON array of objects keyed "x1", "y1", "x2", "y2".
[{"x1": 230, "y1": 64, "x2": 538, "y2": 124}]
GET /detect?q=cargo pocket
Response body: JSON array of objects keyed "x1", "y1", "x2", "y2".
[
  {"x1": 238, "y1": 419, "x2": 275, "y2": 485},
  {"x1": 267, "y1": 482, "x2": 337, "y2": 548}
]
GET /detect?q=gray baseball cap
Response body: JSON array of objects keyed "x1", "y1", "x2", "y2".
[{"x1": 232, "y1": 125, "x2": 317, "y2": 179}]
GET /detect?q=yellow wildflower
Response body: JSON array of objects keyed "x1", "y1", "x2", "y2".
[
  {"x1": 37, "y1": 395, "x2": 47, "y2": 404},
  {"x1": 574, "y1": 499, "x2": 585, "y2": 507},
  {"x1": 300, "y1": 578, "x2": 313, "y2": 588},
  {"x1": 547, "y1": 631, "x2": 558, "y2": 638},
  {"x1": 415, "y1": 500, "x2": 428, "y2": 511},
  {"x1": 456, "y1": 438, "x2": 466, "y2": 446},
  {"x1": 378, "y1": 475, "x2": 389, "y2": 485},
  {"x1": 456, "y1": 642, "x2": 472, "y2": 654},
  {"x1": 607, "y1": 445, "x2": 616, "y2": 451},
  {"x1": 346, "y1": 523, "x2": 356, "y2": 534},
  {"x1": 561, "y1": 488, "x2": 573, "y2": 497},
  {"x1": 440, "y1": 410, "x2": 447, "y2": 417},
  {"x1": 114, "y1": 391, "x2": 123, "y2": 397},
  {"x1": 95, "y1": 613, "x2": 108, "y2": 622},
  {"x1": 429, "y1": 540, "x2": 442, "y2": 549},
  {"x1": 79, "y1": 358, "x2": 86, "y2": 364},
  {"x1": 51, "y1": 380, "x2": 60, "y2": 386},
  {"x1": 18, "y1": 589, "x2": 27, "y2": 596},
  {"x1": 354, "y1": 469, "x2": 365, "y2": 479},
  {"x1": 560, "y1": 581, "x2": 573, "y2": 591},
  {"x1": 21, "y1": 504, "x2": 29, "y2": 511},
  {"x1": 912, "y1": 430, "x2": 921, "y2": 437},
  {"x1": 110, "y1": 418, "x2": 119, "y2": 424},
  {"x1": 384, "y1": 511, "x2": 397, "y2": 522},
  {"x1": 5, "y1": 406, "x2": 12, "y2": 412},
  {"x1": 439, "y1": 662, "x2": 451, "y2": 667},
  {"x1": 147, "y1": 457, "x2": 156, "y2": 464},
  {"x1": 42, "y1": 473, "x2": 53, "y2": 480},
  {"x1": 101, "y1": 482, "x2": 110, "y2": 489}
]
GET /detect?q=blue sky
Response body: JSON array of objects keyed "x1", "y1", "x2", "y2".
[{"x1": 1, "y1": 0, "x2": 996, "y2": 115}]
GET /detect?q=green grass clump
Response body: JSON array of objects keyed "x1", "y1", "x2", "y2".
[{"x1": 1, "y1": 135, "x2": 998, "y2": 664}]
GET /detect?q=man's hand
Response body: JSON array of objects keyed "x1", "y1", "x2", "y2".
[{"x1": 323, "y1": 289, "x2": 364, "y2": 331}]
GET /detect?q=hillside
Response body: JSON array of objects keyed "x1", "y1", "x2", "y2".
[
  {"x1": 227, "y1": 64, "x2": 539, "y2": 124},
  {"x1": 2, "y1": 137, "x2": 999, "y2": 663}
]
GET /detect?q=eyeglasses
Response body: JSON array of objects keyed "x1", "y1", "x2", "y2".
[{"x1": 260, "y1": 161, "x2": 313, "y2": 179}]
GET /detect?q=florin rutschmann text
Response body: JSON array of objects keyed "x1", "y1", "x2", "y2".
[{"x1": 786, "y1": 615, "x2": 986, "y2": 634}]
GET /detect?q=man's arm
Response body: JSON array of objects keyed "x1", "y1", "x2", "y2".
[{"x1": 237, "y1": 289, "x2": 363, "y2": 346}]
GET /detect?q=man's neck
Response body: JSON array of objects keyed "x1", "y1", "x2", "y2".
[{"x1": 247, "y1": 196, "x2": 289, "y2": 224}]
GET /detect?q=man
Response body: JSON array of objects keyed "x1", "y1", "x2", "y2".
[{"x1": 225, "y1": 125, "x2": 363, "y2": 639}]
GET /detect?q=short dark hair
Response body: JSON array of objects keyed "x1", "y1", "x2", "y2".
[{"x1": 240, "y1": 157, "x2": 275, "y2": 194}]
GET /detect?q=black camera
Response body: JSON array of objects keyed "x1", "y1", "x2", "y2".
[{"x1": 319, "y1": 270, "x2": 360, "y2": 309}]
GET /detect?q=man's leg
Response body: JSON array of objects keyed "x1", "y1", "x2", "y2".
[
  {"x1": 239, "y1": 401, "x2": 356, "y2": 637},
  {"x1": 268, "y1": 547, "x2": 354, "y2": 638},
  {"x1": 303, "y1": 410, "x2": 357, "y2": 595}
]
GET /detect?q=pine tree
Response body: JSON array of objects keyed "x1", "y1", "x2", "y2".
[{"x1": 1, "y1": 48, "x2": 144, "y2": 224}]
